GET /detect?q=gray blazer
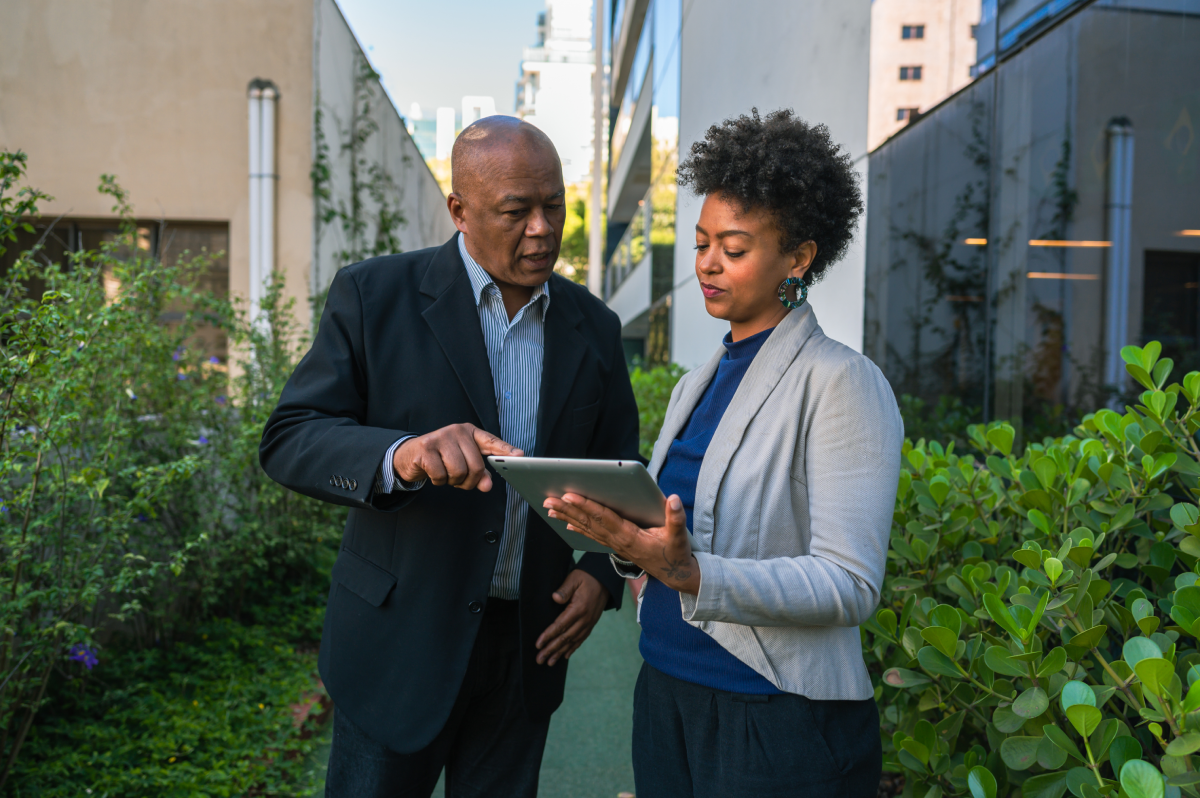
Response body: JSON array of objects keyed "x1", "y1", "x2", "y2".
[{"x1": 641, "y1": 304, "x2": 902, "y2": 700}]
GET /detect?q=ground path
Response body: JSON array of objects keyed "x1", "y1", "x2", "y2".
[{"x1": 308, "y1": 599, "x2": 643, "y2": 797}]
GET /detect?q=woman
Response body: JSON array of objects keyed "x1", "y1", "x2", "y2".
[{"x1": 544, "y1": 109, "x2": 902, "y2": 797}]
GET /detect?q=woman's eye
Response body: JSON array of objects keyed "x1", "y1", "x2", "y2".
[
  {"x1": 694, "y1": 244, "x2": 709, "y2": 251},
  {"x1": 725, "y1": 250, "x2": 744, "y2": 258}
]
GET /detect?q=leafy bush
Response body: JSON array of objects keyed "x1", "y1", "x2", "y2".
[
  {"x1": 865, "y1": 342, "x2": 1200, "y2": 797},
  {"x1": 629, "y1": 363, "x2": 686, "y2": 460},
  {"x1": 0, "y1": 151, "x2": 339, "y2": 788}
]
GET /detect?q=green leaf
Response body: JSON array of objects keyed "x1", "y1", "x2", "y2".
[
  {"x1": 1038, "y1": 732, "x2": 1070, "y2": 769},
  {"x1": 1108, "y1": 736, "x2": 1143, "y2": 781},
  {"x1": 1001, "y1": 736, "x2": 1043, "y2": 771},
  {"x1": 1175, "y1": 585, "x2": 1200, "y2": 617},
  {"x1": 968, "y1": 766, "x2": 998, "y2": 798},
  {"x1": 1061, "y1": 680, "x2": 1097, "y2": 711},
  {"x1": 986, "y1": 645, "x2": 1029, "y2": 677},
  {"x1": 921, "y1": 626, "x2": 959, "y2": 659},
  {"x1": 882, "y1": 667, "x2": 931, "y2": 689},
  {"x1": 1045, "y1": 558, "x2": 1064, "y2": 584},
  {"x1": 1034, "y1": 458, "x2": 1058, "y2": 490},
  {"x1": 1028, "y1": 509, "x2": 1052, "y2": 535},
  {"x1": 1068, "y1": 624, "x2": 1107, "y2": 651},
  {"x1": 1124, "y1": 637, "x2": 1163, "y2": 668},
  {"x1": 1014, "y1": 686, "x2": 1050, "y2": 718},
  {"x1": 1120, "y1": 759, "x2": 1165, "y2": 798},
  {"x1": 1066, "y1": 766, "x2": 1100, "y2": 798},
  {"x1": 1043, "y1": 724, "x2": 1085, "y2": 763},
  {"x1": 918, "y1": 645, "x2": 962, "y2": 678},
  {"x1": 1021, "y1": 770, "x2": 1070, "y2": 798},
  {"x1": 1165, "y1": 732, "x2": 1200, "y2": 757},
  {"x1": 993, "y1": 705, "x2": 1027, "y2": 733},
  {"x1": 1135, "y1": 658, "x2": 1175, "y2": 698},
  {"x1": 1066, "y1": 704, "x2": 1102, "y2": 738},
  {"x1": 983, "y1": 593, "x2": 1024, "y2": 639},
  {"x1": 1014, "y1": 548, "x2": 1044, "y2": 569},
  {"x1": 929, "y1": 604, "x2": 963, "y2": 637},
  {"x1": 1038, "y1": 647, "x2": 1068, "y2": 677},
  {"x1": 876, "y1": 607, "x2": 898, "y2": 638},
  {"x1": 900, "y1": 738, "x2": 930, "y2": 766},
  {"x1": 987, "y1": 424, "x2": 1015, "y2": 456}
]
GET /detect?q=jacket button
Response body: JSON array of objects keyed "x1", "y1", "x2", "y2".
[
  {"x1": 484, "y1": 531, "x2": 499, "y2": 544},
  {"x1": 468, "y1": 601, "x2": 483, "y2": 614}
]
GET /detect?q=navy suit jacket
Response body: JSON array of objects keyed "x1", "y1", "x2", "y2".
[{"x1": 259, "y1": 235, "x2": 639, "y2": 753}]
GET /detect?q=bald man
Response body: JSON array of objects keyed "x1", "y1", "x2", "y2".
[{"x1": 260, "y1": 117, "x2": 639, "y2": 796}]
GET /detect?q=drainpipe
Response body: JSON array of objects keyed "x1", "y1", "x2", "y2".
[
  {"x1": 1104, "y1": 117, "x2": 1134, "y2": 396},
  {"x1": 248, "y1": 79, "x2": 279, "y2": 324},
  {"x1": 588, "y1": 0, "x2": 605, "y2": 298}
]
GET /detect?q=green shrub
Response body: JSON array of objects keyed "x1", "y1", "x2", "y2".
[
  {"x1": 0, "y1": 151, "x2": 339, "y2": 788},
  {"x1": 629, "y1": 363, "x2": 686, "y2": 460},
  {"x1": 865, "y1": 342, "x2": 1200, "y2": 797}
]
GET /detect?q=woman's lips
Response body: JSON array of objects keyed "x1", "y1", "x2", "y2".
[{"x1": 700, "y1": 282, "x2": 724, "y2": 298}]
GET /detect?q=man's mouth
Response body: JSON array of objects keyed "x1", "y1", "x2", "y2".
[
  {"x1": 700, "y1": 282, "x2": 725, "y2": 298},
  {"x1": 523, "y1": 252, "x2": 555, "y2": 267}
]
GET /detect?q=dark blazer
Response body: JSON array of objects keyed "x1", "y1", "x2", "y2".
[{"x1": 259, "y1": 235, "x2": 639, "y2": 754}]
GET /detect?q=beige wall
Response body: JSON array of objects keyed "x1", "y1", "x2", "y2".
[
  {"x1": 868, "y1": 0, "x2": 980, "y2": 151},
  {"x1": 0, "y1": 0, "x2": 315, "y2": 326}
]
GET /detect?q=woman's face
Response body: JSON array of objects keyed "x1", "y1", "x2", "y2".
[{"x1": 694, "y1": 192, "x2": 816, "y2": 341}]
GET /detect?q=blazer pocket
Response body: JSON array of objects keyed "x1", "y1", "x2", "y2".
[
  {"x1": 573, "y1": 399, "x2": 601, "y2": 427},
  {"x1": 332, "y1": 549, "x2": 397, "y2": 607}
]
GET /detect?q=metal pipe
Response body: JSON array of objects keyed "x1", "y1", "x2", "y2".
[
  {"x1": 247, "y1": 79, "x2": 279, "y2": 325},
  {"x1": 1105, "y1": 117, "x2": 1134, "y2": 395},
  {"x1": 588, "y1": 0, "x2": 605, "y2": 297}
]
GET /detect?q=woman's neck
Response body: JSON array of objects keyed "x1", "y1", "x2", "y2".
[{"x1": 728, "y1": 306, "x2": 790, "y2": 342}]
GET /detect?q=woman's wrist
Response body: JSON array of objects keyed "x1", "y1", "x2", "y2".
[{"x1": 652, "y1": 553, "x2": 701, "y2": 595}]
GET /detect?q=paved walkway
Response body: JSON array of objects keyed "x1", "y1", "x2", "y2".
[{"x1": 308, "y1": 600, "x2": 643, "y2": 797}]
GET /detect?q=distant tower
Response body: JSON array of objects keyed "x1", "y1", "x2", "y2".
[{"x1": 435, "y1": 107, "x2": 456, "y2": 160}]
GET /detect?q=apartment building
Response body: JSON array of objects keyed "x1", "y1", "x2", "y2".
[
  {"x1": 0, "y1": 0, "x2": 455, "y2": 342},
  {"x1": 601, "y1": 0, "x2": 871, "y2": 368},
  {"x1": 868, "y1": 0, "x2": 981, "y2": 151},
  {"x1": 863, "y1": 0, "x2": 1200, "y2": 427}
]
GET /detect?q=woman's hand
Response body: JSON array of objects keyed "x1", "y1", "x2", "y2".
[{"x1": 543, "y1": 493, "x2": 701, "y2": 595}]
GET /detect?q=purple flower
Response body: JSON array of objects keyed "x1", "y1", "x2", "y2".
[
  {"x1": 197, "y1": 436, "x2": 209, "y2": 445},
  {"x1": 69, "y1": 644, "x2": 98, "y2": 670},
  {"x1": 209, "y1": 356, "x2": 220, "y2": 365},
  {"x1": 137, "y1": 513, "x2": 148, "y2": 522},
  {"x1": 177, "y1": 373, "x2": 189, "y2": 381},
  {"x1": 215, "y1": 395, "x2": 227, "y2": 405},
  {"x1": 172, "y1": 347, "x2": 185, "y2": 362},
  {"x1": 1, "y1": 503, "x2": 7, "y2": 514}
]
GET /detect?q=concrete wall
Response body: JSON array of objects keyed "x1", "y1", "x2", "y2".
[
  {"x1": 312, "y1": 0, "x2": 456, "y2": 297},
  {"x1": 0, "y1": 0, "x2": 316, "y2": 326},
  {"x1": 672, "y1": 0, "x2": 872, "y2": 368}
]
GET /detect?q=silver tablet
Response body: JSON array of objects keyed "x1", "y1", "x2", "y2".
[{"x1": 488, "y1": 456, "x2": 666, "y2": 553}]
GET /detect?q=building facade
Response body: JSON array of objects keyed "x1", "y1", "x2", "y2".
[
  {"x1": 602, "y1": 0, "x2": 872, "y2": 368},
  {"x1": 516, "y1": 0, "x2": 598, "y2": 185},
  {"x1": 868, "y1": 0, "x2": 981, "y2": 151},
  {"x1": 0, "y1": 0, "x2": 455, "y2": 340},
  {"x1": 863, "y1": 0, "x2": 1200, "y2": 430}
]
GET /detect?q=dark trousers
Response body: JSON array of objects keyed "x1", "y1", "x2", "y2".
[
  {"x1": 632, "y1": 663, "x2": 882, "y2": 798},
  {"x1": 325, "y1": 600, "x2": 549, "y2": 798}
]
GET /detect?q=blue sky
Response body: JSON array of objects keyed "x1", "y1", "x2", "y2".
[{"x1": 335, "y1": 0, "x2": 549, "y2": 119}]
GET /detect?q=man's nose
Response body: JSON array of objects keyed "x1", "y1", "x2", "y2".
[{"x1": 525, "y1": 208, "x2": 553, "y2": 237}]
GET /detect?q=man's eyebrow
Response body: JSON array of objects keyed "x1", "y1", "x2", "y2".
[{"x1": 502, "y1": 195, "x2": 529, "y2": 204}]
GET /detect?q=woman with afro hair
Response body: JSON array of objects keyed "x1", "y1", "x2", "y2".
[{"x1": 545, "y1": 109, "x2": 902, "y2": 796}]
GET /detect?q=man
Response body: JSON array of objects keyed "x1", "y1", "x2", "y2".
[{"x1": 259, "y1": 117, "x2": 639, "y2": 795}]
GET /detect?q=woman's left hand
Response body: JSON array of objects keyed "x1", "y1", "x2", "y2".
[{"x1": 544, "y1": 493, "x2": 701, "y2": 595}]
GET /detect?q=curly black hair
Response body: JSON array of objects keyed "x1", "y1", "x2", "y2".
[{"x1": 677, "y1": 108, "x2": 863, "y2": 285}]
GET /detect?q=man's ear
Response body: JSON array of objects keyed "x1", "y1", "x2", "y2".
[{"x1": 447, "y1": 192, "x2": 469, "y2": 234}]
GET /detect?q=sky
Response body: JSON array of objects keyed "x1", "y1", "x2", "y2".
[{"x1": 335, "y1": 0, "x2": 549, "y2": 120}]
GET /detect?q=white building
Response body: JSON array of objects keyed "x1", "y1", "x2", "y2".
[
  {"x1": 516, "y1": 0, "x2": 597, "y2": 185},
  {"x1": 435, "y1": 106, "x2": 456, "y2": 160},
  {"x1": 461, "y1": 96, "x2": 497, "y2": 127}
]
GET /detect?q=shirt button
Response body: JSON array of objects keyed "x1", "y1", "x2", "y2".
[
  {"x1": 484, "y1": 531, "x2": 499, "y2": 544},
  {"x1": 505, "y1": 391, "x2": 512, "y2": 400},
  {"x1": 468, "y1": 601, "x2": 483, "y2": 614}
]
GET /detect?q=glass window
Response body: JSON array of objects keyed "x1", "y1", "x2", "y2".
[
  {"x1": 899, "y1": 65, "x2": 924, "y2": 81},
  {"x1": 902, "y1": 25, "x2": 926, "y2": 40}
]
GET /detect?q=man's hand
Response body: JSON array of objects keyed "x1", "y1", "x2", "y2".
[
  {"x1": 544, "y1": 493, "x2": 700, "y2": 595},
  {"x1": 534, "y1": 570, "x2": 609, "y2": 666},
  {"x1": 394, "y1": 423, "x2": 522, "y2": 492}
]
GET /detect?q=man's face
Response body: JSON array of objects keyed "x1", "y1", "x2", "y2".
[{"x1": 449, "y1": 142, "x2": 566, "y2": 289}]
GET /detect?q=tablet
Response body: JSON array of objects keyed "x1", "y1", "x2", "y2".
[{"x1": 488, "y1": 456, "x2": 666, "y2": 553}]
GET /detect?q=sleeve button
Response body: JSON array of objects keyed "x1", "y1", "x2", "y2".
[{"x1": 350, "y1": 479, "x2": 358, "y2": 491}]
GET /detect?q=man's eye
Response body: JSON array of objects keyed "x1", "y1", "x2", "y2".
[{"x1": 546, "y1": 204, "x2": 564, "y2": 211}]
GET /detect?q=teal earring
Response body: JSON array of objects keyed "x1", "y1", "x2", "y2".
[{"x1": 777, "y1": 276, "x2": 808, "y2": 309}]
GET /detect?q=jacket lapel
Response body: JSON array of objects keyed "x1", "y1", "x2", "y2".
[
  {"x1": 534, "y1": 276, "x2": 586, "y2": 456},
  {"x1": 419, "y1": 235, "x2": 502, "y2": 436},
  {"x1": 691, "y1": 306, "x2": 820, "y2": 548},
  {"x1": 647, "y1": 347, "x2": 724, "y2": 481}
]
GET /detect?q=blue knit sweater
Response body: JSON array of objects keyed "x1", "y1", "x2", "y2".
[{"x1": 638, "y1": 326, "x2": 782, "y2": 694}]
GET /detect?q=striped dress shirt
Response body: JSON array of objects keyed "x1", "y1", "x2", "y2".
[{"x1": 376, "y1": 234, "x2": 549, "y2": 600}]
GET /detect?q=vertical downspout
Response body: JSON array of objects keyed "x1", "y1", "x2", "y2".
[
  {"x1": 1105, "y1": 117, "x2": 1134, "y2": 397},
  {"x1": 588, "y1": 0, "x2": 605, "y2": 297},
  {"x1": 247, "y1": 79, "x2": 279, "y2": 325}
]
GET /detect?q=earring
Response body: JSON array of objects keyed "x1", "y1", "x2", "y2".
[{"x1": 777, "y1": 276, "x2": 808, "y2": 309}]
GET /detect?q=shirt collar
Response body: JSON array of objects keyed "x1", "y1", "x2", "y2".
[{"x1": 458, "y1": 234, "x2": 550, "y2": 311}]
